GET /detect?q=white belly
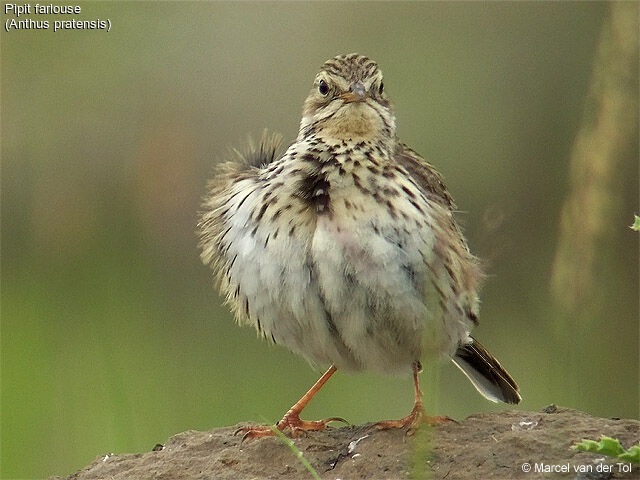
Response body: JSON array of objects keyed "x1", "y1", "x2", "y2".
[{"x1": 221, "y1": 169, "x2": 470, "y2": 374}]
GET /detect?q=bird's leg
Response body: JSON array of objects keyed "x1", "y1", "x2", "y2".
[
  {"x1": 237, "y1": 365, "x2": 346, "y2": 440},
  {"x1": 372, "y1": 361, "x2": 453, "y2": 433}
]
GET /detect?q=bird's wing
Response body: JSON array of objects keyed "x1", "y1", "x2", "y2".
[
  {"x1": 395, "y1": 143, "x2": 483, "y2": 326},
  {"x1": 394, "y1": 143, "x2": 455, "y2": 210}
]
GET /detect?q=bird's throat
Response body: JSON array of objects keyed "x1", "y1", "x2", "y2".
[{"x1": 317, "y1": 104, "x2": 384, "y2": 143}]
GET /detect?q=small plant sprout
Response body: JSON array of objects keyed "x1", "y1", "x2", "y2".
[{"x1": 572, "y1": 436, "x2": 640, "y2": 464}]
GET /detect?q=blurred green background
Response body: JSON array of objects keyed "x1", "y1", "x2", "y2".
[{"x1": 2, "y1": 2, "x2": 638, "y2": 479}]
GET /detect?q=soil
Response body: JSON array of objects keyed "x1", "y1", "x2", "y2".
[{"x1": 53, "y1": 406, "x2": 639, "y2": 480}]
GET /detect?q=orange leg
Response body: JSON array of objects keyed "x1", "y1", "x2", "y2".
[
  {"x1": 237, "y1": 365, "x2": 346, "y2": 440},
  {"x1": 373, "y1": 361, "x2": 453, "y2": 433}
]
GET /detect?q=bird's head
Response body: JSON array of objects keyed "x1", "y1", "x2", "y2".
[{"x1": 298, "y1": 54, "x2": 396, "y2": 146}]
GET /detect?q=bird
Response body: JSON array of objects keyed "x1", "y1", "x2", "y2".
[{"x1": 198, "y1": 53, "x2": 520, "y2": 439}]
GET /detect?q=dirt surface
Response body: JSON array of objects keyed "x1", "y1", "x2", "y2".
[{"x1": 54, "y1": 406, "x2": 639, "y2": 480}]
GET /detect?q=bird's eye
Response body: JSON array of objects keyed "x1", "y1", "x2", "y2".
[
  {"x1": 318, "y1": 80, "x2": 329, "y2": 96},
  {"x1": 379, "y1": 81, "x2": 384, "y2": 94}
]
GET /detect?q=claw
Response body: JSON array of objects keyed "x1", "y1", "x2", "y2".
[{"x1": 326, "y1": 416, "x2": 349, "y2": 426}]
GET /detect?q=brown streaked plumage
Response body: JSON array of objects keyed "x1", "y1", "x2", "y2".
[{"x1": 198, "y1": 53, "x2": 520, "y2": 439}]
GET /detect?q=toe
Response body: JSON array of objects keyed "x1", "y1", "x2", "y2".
[
  {"x1": 235, "y1": 425, "x2": 277, "y2": 442},
  {"x1": 423, "y1": 415, "x2": 457, "y2": 425},
  {"x1": 282, "y1": 415, "x2": 347, "y2": 433},
  {"x1": 371, "y1": 405, "x2": 454, "y2": 433}
]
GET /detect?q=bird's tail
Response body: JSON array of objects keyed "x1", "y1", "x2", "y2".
[{"x1": 452, "y1": 337, "x2": 521, "y2": 404}]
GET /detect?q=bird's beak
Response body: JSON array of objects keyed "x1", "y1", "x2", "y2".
[{"x1": 340, "y1": 82, "x2": 368, "y2": 103}]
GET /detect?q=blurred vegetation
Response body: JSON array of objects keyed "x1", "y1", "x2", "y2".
[
  {"x1": 2, "y1": 2, "x2": 638, "y2": 479},
  {"x1": 552, "y1": 3, "x2": 638, "y2": 313}
]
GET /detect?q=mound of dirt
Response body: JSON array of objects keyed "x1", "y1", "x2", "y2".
[{"x1": 53, "y1": 406, "x2": 639, "y2": 480}]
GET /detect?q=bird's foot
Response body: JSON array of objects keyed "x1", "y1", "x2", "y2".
[
  {"x1": 371, "y1": 402, "x2": 455, "y2": 435},
  {"x1": 236, "y1": 411, "x2": 347, "y2": 441}
]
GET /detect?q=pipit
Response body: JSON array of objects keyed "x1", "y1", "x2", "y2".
[{"x1": 198, "y1": 53, "x2": 520, "y2": 439}]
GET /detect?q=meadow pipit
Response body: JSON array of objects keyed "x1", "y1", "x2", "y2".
[{"x1": 199, "y1": 53, "x2": 520, "y2": 439}]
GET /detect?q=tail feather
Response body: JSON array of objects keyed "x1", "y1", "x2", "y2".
[{"x1": 452, "y1": 337, "x2": 521, "y2": 404}]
